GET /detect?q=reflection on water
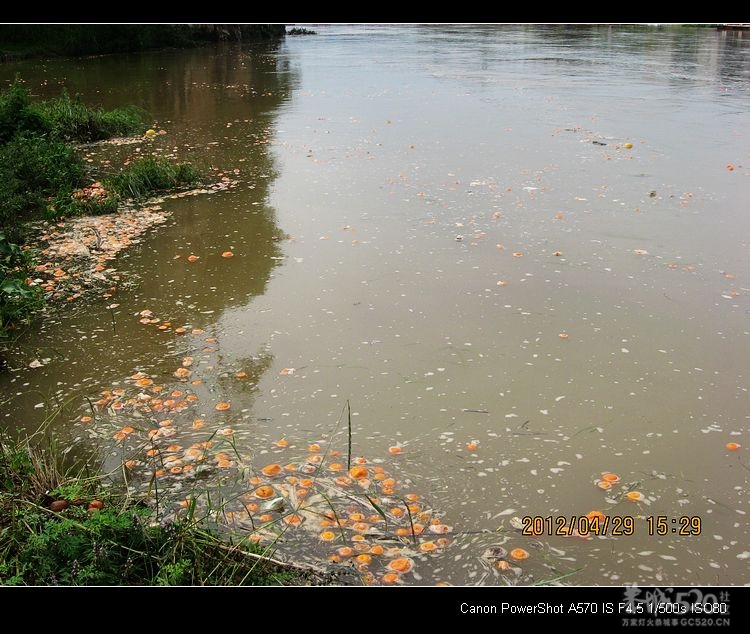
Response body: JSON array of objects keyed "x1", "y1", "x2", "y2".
[{"x1": 1, "y1": 25, "x2": 749, "y2": 586}]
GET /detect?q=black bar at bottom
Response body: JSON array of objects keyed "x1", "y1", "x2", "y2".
[{"x1": 4, "y1": 584, "x2": 747, "y2": 628}]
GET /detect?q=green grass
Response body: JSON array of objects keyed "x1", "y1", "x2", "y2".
[
  {"x1": 107, "y1": 156, "x2": 200, "y2": 200},
  {"x1": 31, "y1": 91, "x2": 146, "y2": 143},
  {"x1": 0, "y1": 429, "x2": 313, "y2": 585}
]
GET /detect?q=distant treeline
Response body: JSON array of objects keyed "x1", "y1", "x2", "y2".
[{"x1": 0, "y1": 24, "x2": 286, "y2": 59}]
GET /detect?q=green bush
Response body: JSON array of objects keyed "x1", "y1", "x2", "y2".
[
  {"x1": 0, "y1": 232, "x2": 43, "y2": 337},
  {"x1": 0, "y1": 134, "x2": 86, "y2": 228},
  {"x1": 0, "y1": 82, "x2": 46, "y2": 143}
]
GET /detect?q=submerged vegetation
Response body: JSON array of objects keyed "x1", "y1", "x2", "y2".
[
  {"x1": 0, "y1": 82, "x2": 201, "y2": 339},
  {"x1": 0, "y1": 427, "x2": 322, "y2": 585}
]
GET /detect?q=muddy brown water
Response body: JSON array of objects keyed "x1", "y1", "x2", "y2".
[{"x1": 1, "y1": 25, "x2": 749, "y2": 587}]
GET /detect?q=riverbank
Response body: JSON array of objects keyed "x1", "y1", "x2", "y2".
[
  {"x1": 0, "y1": 24, "x2": 286, "y2": 60},
  {"x1": 0, "y1": 83, "x2": 211, "y2": 340},
  {"x1": 0, "y1": 426, "x2": 340, "y2": 585}
]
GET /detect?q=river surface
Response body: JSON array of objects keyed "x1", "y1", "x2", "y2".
[{"x1": 2, "y1": 24, "x2": 749, "y2": 587}]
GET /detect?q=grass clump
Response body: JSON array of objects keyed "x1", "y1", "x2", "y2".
[
  {"x1": 107, "y1": 156, "x2": 200, "y2": 200},
  {"x1": 32, "y1": 90, "x2": 145, "y2": 143},
  {"x1": 0, "y1": 430, "x2": 307, "y2": 586}
]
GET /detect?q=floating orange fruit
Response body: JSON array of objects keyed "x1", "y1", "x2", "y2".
[
  {"x1": 596, "y1": 480, "x2": 612, "y2": 490},
  {"x1": 558, "y1": 332, "x2": 570, "y2": 339},
  {"x1": 261, "y1": 463, "x2": 282, "y2": 477},
  {"x1": 428, "y1": 524, "x2": 452, "y2": 534},
  {"x1": 466, "y1": 441, "x2": 479, "y2": 452},
  {"x1": 419, "y1": 541, "x2": 438, "y2": 552},
  {"x1": 509, "y1": 548, "x2": 529, "y2": 560},
  {"x1": 388, "y1": 558, "x2": 413, "y2": 573},
  {"x1": 497, "y1": 560, "x2": 512, "y2": 571},
  {"x1": 355, "y1": 554, "x2": 373, "y2": 564},
  {"x1": 275, "y1": 439, "x2": 289, "y2": 448},
  {"x1": 308, "y1": 443, "x2": 321, "y2": 452},
  {"x1": 173, "y1": 367, "x2": 191, "y2": 379},
  {"x1": 80, "y1": 415, "x2": 92, "y2": 423},
  {"x1": 135, "y1": 378, "x2": 153, "y2": 387},
  {"x1": 587, "y1": 511, "x2": 606, "y2": 522},
  {"x1": 187, "y1": 254, "x2": 199, "y2": 262},
  {"x1": 349, "y1": 466, "x2": 369, "y2": 479},
  {"x1": 388, "y1": 446, "x2": 403, "y2": 455},
  {"x1": 512, "y1": 251, "x2": 523, "y2": 257},
  {"x1": 726, "y1": 442, "x2": 741, "y2": 451},
  {"x1": 382, "y1": 572, "x2": 400, "y2": 584},
  {"x1": 235, "y1": 371, "x2": 247, "y2": 379},
  {"x1": 601, "y1": 473, "x2": 620, "y2": 483},
  {"x1": 337, "y1": 546, "x2": 354, "y2": 557},
  {"x1": 370, "y1": 545, "x2": 385, "y2": 555},
  {"x1": 283, "y1": 514, "x2": 303, "y2": 527},
  {"x1": 221, "y1": 251, "x2": 234, "y2": 258},
  {"x1": 254, "y1": 486, "x2": 274, "y2": 499},
  {"x1": 215, "y1": 402, "x2": 231, "y2": 411},
  {"x1": 319, "y1": 530, "x2": 336, "y2": 541},
  {"x1": 626, "y1": 491, "x2": 645, "y2": 502}
]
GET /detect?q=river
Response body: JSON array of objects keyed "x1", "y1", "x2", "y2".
[{"x1": 1, "y1": 24, "x2": 749, "y2": 587}]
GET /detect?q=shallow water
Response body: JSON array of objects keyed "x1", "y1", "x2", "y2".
[{"x1": 2, "y1": 24, "x2": 749, "y2": 586}]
